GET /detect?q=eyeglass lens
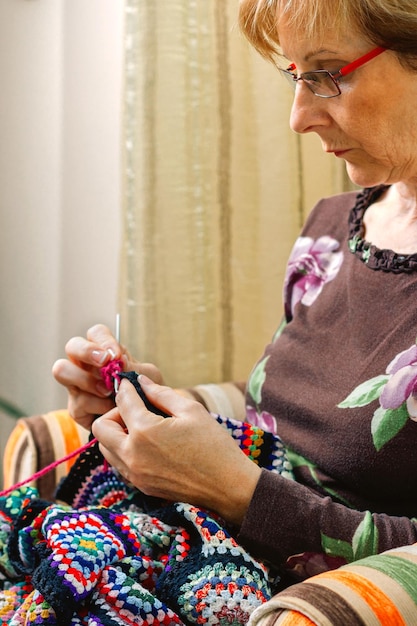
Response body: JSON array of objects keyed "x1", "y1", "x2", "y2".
[{"x1": 281, "y1": 69, "x2": 340, "y2": 97}]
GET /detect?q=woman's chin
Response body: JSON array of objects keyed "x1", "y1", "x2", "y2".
[{"x1": 344, "y1": 162, "x2": 388, "y2": 189}]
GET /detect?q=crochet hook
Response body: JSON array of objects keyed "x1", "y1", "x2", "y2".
[{"x1": 114, "y1": 312, "x2": 121, "y2": 394}]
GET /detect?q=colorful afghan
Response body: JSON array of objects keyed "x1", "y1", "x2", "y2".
[{"x1": 0, "y1": 403, "x2": 293, "y2": 625}]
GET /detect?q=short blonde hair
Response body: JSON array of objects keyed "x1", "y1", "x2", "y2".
[{"x1": 238, "y1": 0, "x2": 417, "y2": 69}]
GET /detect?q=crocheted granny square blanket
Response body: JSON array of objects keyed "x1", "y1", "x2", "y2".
[{"x1": 0, "y1": 412, "x2": 293, "y2": 625}]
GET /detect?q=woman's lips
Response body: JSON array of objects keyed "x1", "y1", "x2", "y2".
[{"x1": 331, "y1": 149, "x2": 351, "y2": 158}]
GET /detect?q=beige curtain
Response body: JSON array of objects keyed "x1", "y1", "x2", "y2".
[{"x1": 119, "y1": 0, "x2": 349, "y2": 388}]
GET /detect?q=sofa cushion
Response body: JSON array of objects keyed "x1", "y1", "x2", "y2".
[
  {"x1": 3, "y1": 410, "x2": 89, "y2": 500},
  {"x1": 249, "y1": 544, "x2": 417, "y2": 625}
]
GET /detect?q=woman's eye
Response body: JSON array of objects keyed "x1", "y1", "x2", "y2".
[{"x1": 303, "y1": 72, "x2": 327, "y2": 86}]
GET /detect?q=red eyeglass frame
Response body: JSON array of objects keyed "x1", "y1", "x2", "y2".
[{"x1": 286, "y1": 46, "x2": 386, "y2": 96}]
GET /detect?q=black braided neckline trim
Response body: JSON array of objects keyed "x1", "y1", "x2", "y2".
[{"x1": 348, "y1": 185, "x2": 417, "y2": 273}]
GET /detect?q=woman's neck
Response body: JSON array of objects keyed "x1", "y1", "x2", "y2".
[{"x1": 362, "y1": 183, "x2": 417, "y2": 254}]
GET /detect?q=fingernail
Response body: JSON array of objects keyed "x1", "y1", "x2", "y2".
[
  {"x1": 107, "y1": 348, "x2": 117, "y2": 360},
  {"x1": 92, "y1": 350, "x2": 108, "y2": 365},
  {"x1": 138, "y1": 374, "x2": 153, "y2": 386}
]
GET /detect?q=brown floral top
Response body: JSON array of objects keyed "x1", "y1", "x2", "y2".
[{"x1": 238, "y1": 187, "x2": 417, "y2": 580}]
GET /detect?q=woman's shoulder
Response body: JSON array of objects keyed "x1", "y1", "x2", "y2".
[
  {"x1": 306, "y1": 190, "x2": 363, "y2": 225},
  {"x1": 302, "y1": 189, "x2": 361, "y2": 240}
]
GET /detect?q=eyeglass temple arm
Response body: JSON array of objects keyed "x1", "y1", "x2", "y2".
[{"x1": 337, "y1": 46, "x2": 386, "y2": 78}]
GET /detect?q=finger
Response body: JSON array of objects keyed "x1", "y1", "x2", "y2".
[
  {"x1": 52, "y1": 359, "x2": 113, "y2": 398},
  {"x1": 63, "y1": 337, "x2": 115, "y2": 372},
  {"x1": 116, "y1": 375, "x2": 203, "y2": 428},
  {"x1": 137, "y1": 374, "x2": 202, "y2": 415},
  {"x1": 115, "y1": 378, "x2": 165, "y2": 430},
  {"x1": 64, "y1": 323, "x2": 122, "y2": 370},
  {"x1": 67, "y1": 390, "x2": 116, "y2": 429},
  {"x1": 69, "y1": 392, "x2": 115, "y2": 419},
  {"x1": 86, "y1": 324, "x2": 121, "y2": 358},
  {"x1": 92, "y1": 408, "x2": 130, "y2": 464},
  {"x1": 93, "y1": 405, "x2": 170, "y2": 489},
  {"x1": 122, "y1": 357, "x2": 164, "y2": 384},
  {"x1": 93, "y1": 407, "x2": 127, "y2": 438}
]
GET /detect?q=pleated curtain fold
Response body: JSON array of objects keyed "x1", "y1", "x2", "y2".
[{"x1": 120, "y1": 0, "x2": 349, "y2": 388}]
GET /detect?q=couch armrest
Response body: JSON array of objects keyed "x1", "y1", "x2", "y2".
[
  {"x1": 249, "y1": 543, "x2": 417, "y2": 625},
  {"x1": 175, "y1": 381, "x2": 246, "y2": 421},
  {"x1": 3, "y1": 381, "x2": 247, "y2": 500},
  {"x1": 3, "y1": 410, "x2": 90, "y2": 500}
]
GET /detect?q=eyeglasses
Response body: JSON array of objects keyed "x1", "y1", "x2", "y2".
[{"x1": 281, "y1": 46, "x2": 386, "y2": 98}]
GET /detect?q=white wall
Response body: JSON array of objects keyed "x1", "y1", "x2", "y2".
[{"x1": 0, "y1": 0, "x2": 124, "y2": 421}]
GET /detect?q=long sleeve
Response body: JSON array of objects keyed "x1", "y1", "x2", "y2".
[{"x1": 238, "y1": 469, "x2": 417, "y2": 569}]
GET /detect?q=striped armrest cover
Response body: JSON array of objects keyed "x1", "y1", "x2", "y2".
[
  {"x1": 249, "y1": 544, "x2": 417, "y2": 626},
  {"x1": 2, "y1": 381, "x2": 246, "y2": 500}
]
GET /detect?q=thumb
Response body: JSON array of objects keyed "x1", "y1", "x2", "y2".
[
  {"x1": 92, "y1": 407, "x2": 127, "y2": 447},
  {"x1": 136, "y1": 374, "x2": 207, "y2": 419}
]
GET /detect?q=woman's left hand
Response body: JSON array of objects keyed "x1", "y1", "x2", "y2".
[{"x1": 92, "y1": 375, "x2": 262, "y2": 526}]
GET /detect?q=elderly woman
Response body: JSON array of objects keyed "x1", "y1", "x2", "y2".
[{"x1": 53, "y1": 0, "x2": 417, "y2": 596}]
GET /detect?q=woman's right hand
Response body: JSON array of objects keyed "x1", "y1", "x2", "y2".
[{"x1": 52, "y1": 324, "x2": 163, "y2": 430}]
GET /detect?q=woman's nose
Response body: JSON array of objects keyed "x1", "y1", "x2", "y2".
[{"x1": 289, "y1": 84, "x2": 329, "y2": 134}]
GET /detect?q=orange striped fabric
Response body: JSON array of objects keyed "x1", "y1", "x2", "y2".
[
  {"x1": 53, "y1": 409, "x2": 85, "y2": 473},
  {"x1": 249, "y1": 545, "x2": 417, "y2": 626},
  {"x1": 269, "y1": 612, "x2": 315, "y2": 625},
  {"x1": 3, "y1": 411, "x2": 89, "y2": 500},
  {"x1": 2, "y1": 420, "x2": 31, "y2": 493}
]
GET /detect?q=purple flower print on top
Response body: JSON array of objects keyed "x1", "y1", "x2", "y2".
[
  {"x1": 339, "y1": 340, "x2": 417, "y2": 450},
  {"x1": 246, "y1": 405, "x2": 277, "y2": 434},
  {"x1": 284, "y1": 236, "x2": 344, "y2": 319},
  {"x1": 380, "y1": 344, "x2": 417, "y2": 420}
]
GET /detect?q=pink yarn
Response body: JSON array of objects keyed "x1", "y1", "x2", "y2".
[
  {"x1": 0, "y1": 438, "x2": 98, "y2": 498},
  {"x1": 100, "y1": 358, "x2": 124, "y2": 391},
  {"x1": 0, "y1": 359, "x2": 124, "y2": 499}
]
